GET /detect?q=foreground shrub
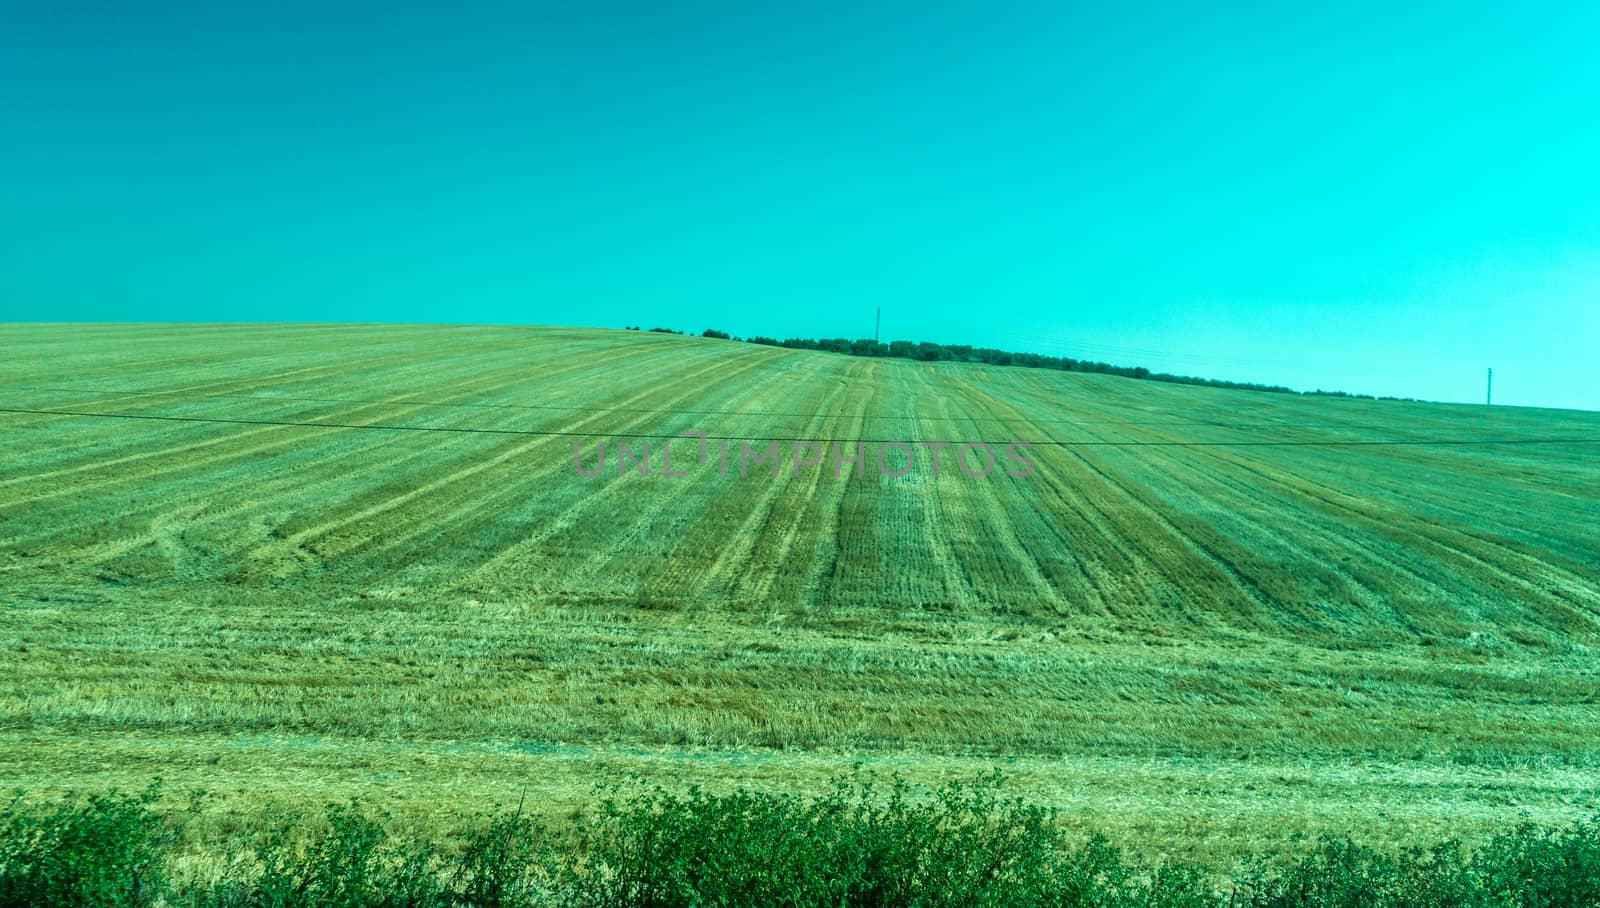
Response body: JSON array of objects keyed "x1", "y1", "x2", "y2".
[
  {"x1": 1231, "y1": 821, "x2": 1600, "y2": 908},
  {"x1": 1476, "y1": 820, "x2": 1600, "y2": 908},
  {"x1": 4, "y1": 777, "x2": 1600, "y2": 906},
  {"x1": 0, "y1": 785, "x2": 169, "y2": 908},
  {"x1": 567, "y1": 775, "x2": 1209, "y2": 907},
  {"x1": 177, "y1": 800, "x2": 548, "y2": 908},
  {"x1": 1232, "y1": 837, "x2": 1486, "y2": 908}
]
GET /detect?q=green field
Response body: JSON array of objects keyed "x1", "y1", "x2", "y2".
[{"x1": 3, "y1": 322, "x2": 1599, "y2": 862}]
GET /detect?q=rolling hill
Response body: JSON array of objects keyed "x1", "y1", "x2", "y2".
[{"x1": 3, "y1": 321, "x2": 1599, "y2": 858}]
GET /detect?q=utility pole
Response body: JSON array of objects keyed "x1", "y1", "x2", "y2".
[
  {"x1": 1486, "y1": 367, "x2": 1493, "y2": 406},
  {"x1": 874, "y1": 307, "x2": 881, "y2": 343}
]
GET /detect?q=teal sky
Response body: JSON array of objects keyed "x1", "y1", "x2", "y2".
[{"x1": 3, "y1": 3, "x2": 1598, "y2": 409}]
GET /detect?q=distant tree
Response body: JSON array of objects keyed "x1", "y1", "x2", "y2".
[{"x1": 657, "y1": 326, "x2": 1331, "y2": 395}]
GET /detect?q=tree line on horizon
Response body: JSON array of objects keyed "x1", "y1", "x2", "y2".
[{"x1": 620, "y1": 326, "x2": 1403, "y2": 400}]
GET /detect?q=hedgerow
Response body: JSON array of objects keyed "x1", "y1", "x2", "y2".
[{"x1": 4, "y1": 778, "x2": 1599, "y2": 907}]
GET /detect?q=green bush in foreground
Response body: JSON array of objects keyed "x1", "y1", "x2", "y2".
[
  {"x1": 4, "y1": 778, "x2": 1600, "y2": 907},
  {"x1": 0, "y1": 785, "x2": 171, "y2": 908},
  {"x1": 569, "y1": 776, "x2": 1207, "y2": 907}
]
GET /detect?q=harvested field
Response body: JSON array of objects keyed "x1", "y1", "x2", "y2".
[{"x1": 3, "y1": 321, "x2": 1599, "y2": 860}]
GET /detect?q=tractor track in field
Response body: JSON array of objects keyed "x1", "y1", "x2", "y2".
[
  {"x1": 1181, "y1": 442, "x2": 1600, "y2": 630},
  {"x1": 294, "y1": 351, "x2": 781, "y2": 578},
  {"x1": 626, "y1": 369, "x2": 869, "y2": 609},
  {"x1": 5, "y1": 322, "x2": 1598, "y2": 643},
  {"x1": 0, "y1": 340, "x2": 559, "y2": 502},
  {"x1": 0, "y1": 343, "x2": 661, "y2": 556},
  {"x1": 953, "y1": 375, "x2": 1272, "y2": 623},
  {"x1": 61, "y1": 344, "x2": 669, "y2": 572},
  {"x1": 719, "y1": 372, "x2": 862, "y2": 608},
  {"x1": 444, "y1": 352, "x2": 833, "y2": 601}
]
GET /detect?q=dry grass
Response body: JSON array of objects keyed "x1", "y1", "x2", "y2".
[{"x1": 2, "y1": 321, "x2": 1599, "y2": 861}]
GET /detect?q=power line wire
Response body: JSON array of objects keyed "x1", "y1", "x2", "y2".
[
  {"x1": 3, "y1": 406, "x2": 1596, "y2": 448},
  {"x1": 0, "y1": 384, "x2": 1541, "y2": 432}
]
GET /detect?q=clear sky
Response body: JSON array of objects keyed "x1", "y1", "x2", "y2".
[{"x1": 3, "y1": 2, "x2": 1598, "y2": 409}]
